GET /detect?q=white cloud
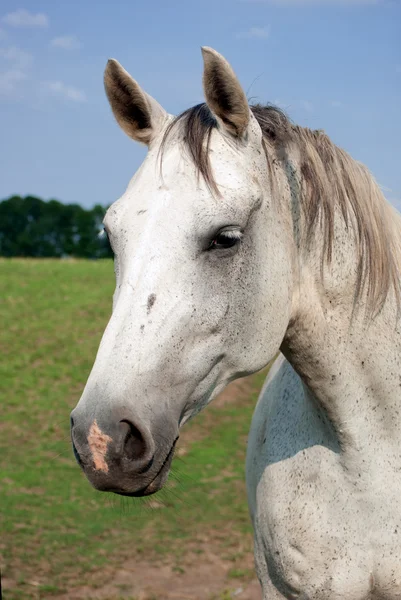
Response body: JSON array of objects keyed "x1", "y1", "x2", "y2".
[
  {"x1": 0, "y1": 68, "x2": 26, "y2": 94},
  {"x1": 0, "y1": 45, "x2": 32, "y2": 96},
  {"x1": 45, "y1": 81, "x2": 87, "y2": 103},
  {"x1": 2, "y1": 9, "x2": 49, "y2": 28},
  {"x1": 236, "y1": 26, "x2": 270, "y2": 39},
  {"x1": 0, "y1": 46, "x2": 33, "y2": 69},
  {"x1": 50, "y1": 35, "x2": 81, "y2": 50}
]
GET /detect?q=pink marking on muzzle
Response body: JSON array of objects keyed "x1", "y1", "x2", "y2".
[{"x1": 87, "y1": 420, "x2": 113, "y2": 472}]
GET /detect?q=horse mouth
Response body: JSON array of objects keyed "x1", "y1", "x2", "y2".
[{"x1": 114, "y1": 437, "x2": 178, "y2": 497}]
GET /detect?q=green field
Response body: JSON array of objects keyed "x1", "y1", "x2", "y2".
[{"x1": 0, "y1": 259, "x2": 266, "y2": 600}]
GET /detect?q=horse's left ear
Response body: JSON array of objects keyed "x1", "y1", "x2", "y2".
[{"x1": 201, "y1": 46, "x2": 250, "y2": 139}]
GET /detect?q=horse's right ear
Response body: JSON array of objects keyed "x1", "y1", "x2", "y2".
[{"x1": 104, "y1": 59, "x2": 167, "y2": 146}]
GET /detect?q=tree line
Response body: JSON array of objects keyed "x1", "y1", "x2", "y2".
[{"x1": 0, "y1": 196, "x2": 113, "y2": 258}]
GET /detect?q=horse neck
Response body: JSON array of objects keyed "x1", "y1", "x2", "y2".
[{"x1": 280, "y1": 173, "x2": 401, "y2": 473}]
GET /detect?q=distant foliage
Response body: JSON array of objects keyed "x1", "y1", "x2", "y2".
[{"x1": 0, "y1": 195, "x2": 113, "y2": 258}]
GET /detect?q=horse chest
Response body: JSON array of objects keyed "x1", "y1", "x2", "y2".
[
  {"x1": 257, "y1": 452, "x2": 401, "y2": 600},
  {"x1": 252, "y1": 443, "x2": 401, "y2": 599},
  {"x1": 247, "y1": 357, "x2": 401, "y2": 599}
]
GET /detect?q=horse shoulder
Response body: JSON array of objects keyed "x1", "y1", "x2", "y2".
[{"x1": 245, "y1": 356, "x2": 371, "y2": 598}]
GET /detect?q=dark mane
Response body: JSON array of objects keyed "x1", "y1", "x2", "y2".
[
  {"x1": 160, "y1": 102, "x2": 401, "y2": 315},
  {"x1": 160, "y1": 103, "x2": 293, "y2": 194}
]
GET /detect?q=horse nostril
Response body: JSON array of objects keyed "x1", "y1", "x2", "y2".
[
  {"x1": 70, "y1": 415, "x2": 75, "y2": 429},
  {"x1": 119, "y1": 420, "x2": 145, "y2": 458},
  {"x1": 118, "y1": 419, "x2": 153, "y2": 472}
]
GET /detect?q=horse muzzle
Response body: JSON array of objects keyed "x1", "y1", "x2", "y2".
[{"x1": 70, "y1": 407, "x2": 178, "y2": 496}]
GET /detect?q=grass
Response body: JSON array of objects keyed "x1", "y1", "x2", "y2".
[{"x1": 0, "y1": 259, "x2": 266, "y2": 599}]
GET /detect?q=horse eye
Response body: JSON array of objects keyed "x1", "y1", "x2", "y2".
[{"x1": 208, "y1": 230, "x2": 242, "y2": 250}]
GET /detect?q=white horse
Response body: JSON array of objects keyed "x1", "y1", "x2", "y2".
[{"x1": 71, "y1": 48, "x2": 401, "y2": 599}]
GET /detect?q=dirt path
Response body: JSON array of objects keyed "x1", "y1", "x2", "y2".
[
  {"x1": 55, "y1": 377, "x2": 263, "y2": 600},
  {"x1": 57, "y1": 550, "x2": 262, "y2": 599}
]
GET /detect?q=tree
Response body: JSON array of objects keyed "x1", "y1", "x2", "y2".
[{"x1": 0, "y1": 196, "x2": 113, "y2": 259}]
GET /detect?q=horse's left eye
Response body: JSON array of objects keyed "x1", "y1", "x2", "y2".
[{"x1": 208, "y1": 230, "x2": 243, "y2": 250}]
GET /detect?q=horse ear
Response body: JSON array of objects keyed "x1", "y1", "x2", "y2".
[
  {"x1": 104, "y1": 59, "x2": 167, "y2": 146},
  {"x1": 201, "y1": 47, "x2": 250, "y2": 139}
]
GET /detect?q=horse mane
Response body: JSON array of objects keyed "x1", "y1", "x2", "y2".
[{"x1": 160, "y1": 102, "x2": 401, "y2": 316}]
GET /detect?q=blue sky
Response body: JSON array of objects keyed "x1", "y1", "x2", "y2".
[{"x1": 0, "y1": 0, "x2": 400, "y2": 210}]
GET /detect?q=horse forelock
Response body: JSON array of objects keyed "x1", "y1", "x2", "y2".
[{"x1": 159, "y1": 102, "x2": 401, "y2": 316}]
